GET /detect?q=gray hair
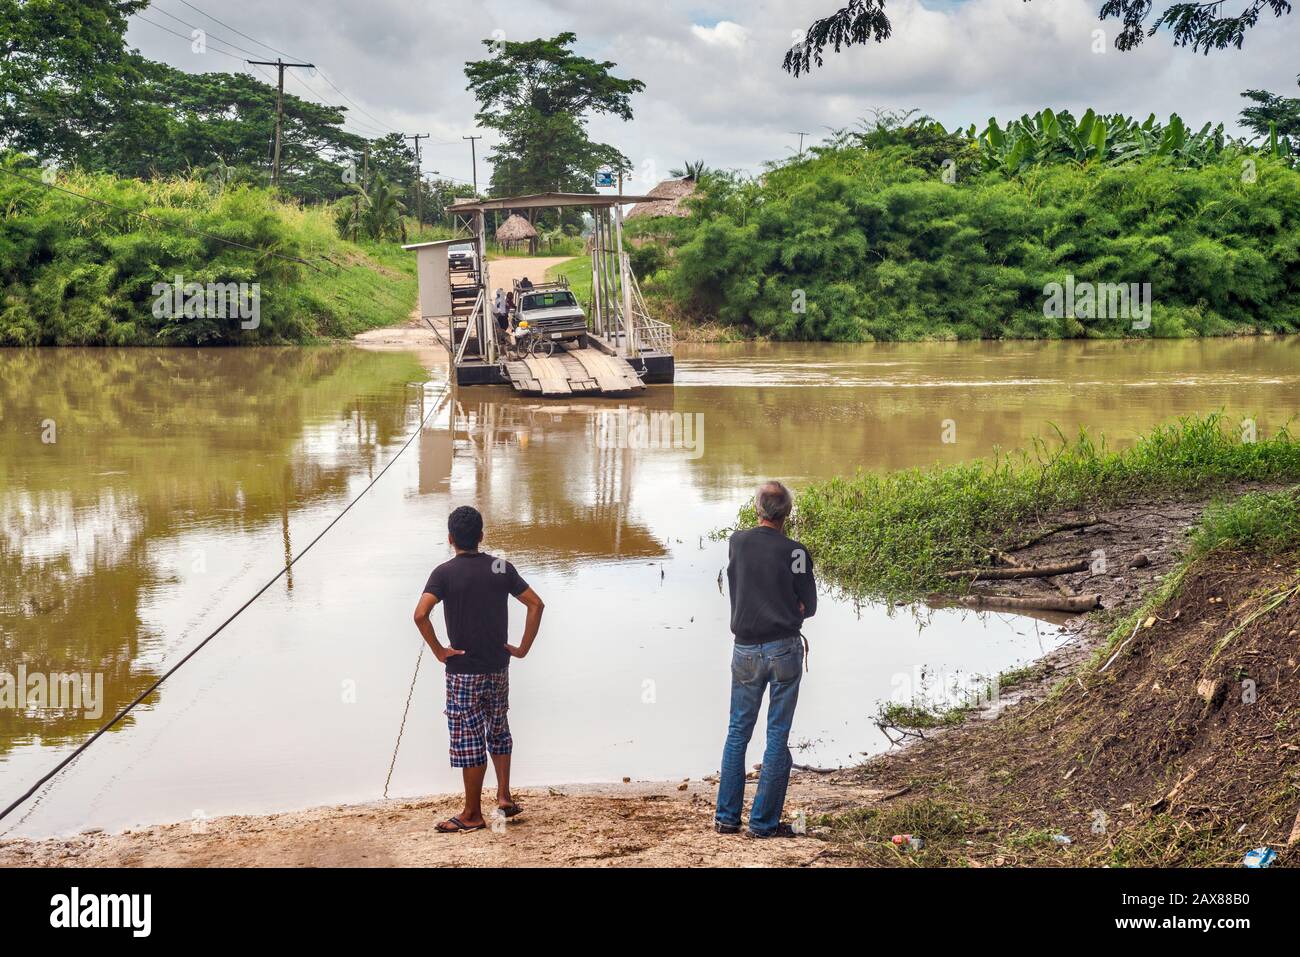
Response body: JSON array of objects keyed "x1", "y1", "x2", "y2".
[{"x1": 754, "y1": 480, "x2": 793, "y2": 523}]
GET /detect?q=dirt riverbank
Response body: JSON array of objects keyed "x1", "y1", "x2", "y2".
[{"x1": 6, "y1": 491, "x2": 1263, "y2": 867}]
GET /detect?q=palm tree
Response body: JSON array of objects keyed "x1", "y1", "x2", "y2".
[
  {"x1": 669, "y1": 160, "x2": 708, "y2": 180},
  {"x1": 339, "y1": 172, "x2": 408, "y2": 242}
]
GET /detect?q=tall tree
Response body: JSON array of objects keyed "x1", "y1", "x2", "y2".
[
  {"x1": 784, "y1": 0, "x2": 1294, "y2": 75},
  {"x1": 1, "y1": 0, "x2": 376, "y2": 203},
  {"x1": 464, "y1": 32, "x2": 643, "y2": 199},
  {"x1": 1241, "y1": 74, "x2": 1300, "y2": 154},
  {"x1": 0, "y1": 0, "x2": 151, "y2": 161},
  {"x1": 109, "y1": 62, "x2": 367, "y2": 200}
]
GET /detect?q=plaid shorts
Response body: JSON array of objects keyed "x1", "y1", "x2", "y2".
[{"x1": 444, "y1": 669, "x2": 512, "y2": 768}]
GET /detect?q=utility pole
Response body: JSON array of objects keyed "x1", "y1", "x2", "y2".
[
  {"x1": 463, "y1": 135, "x2": 482, "y2": 194},
  {"x1": 351, "y1": 143, "x2": 369, "y2": 242},
  {"x1": 248, "y1": 58, "x2": 315, "y2": 187},
  {"x1": 789, "y1": 131, "x2": 811, "y2": 159},
  {"x1": 406, "y1": 133, "x2": 429, "y2": 233}
]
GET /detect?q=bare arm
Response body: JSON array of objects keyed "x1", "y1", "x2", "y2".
[
  {"x1": 505, "y1": 587, "x2": 545, "y2": 659},
  {"x1": 413, "y1": 592, "x2": 464, "y2": 664}
]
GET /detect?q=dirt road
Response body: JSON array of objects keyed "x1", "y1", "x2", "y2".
[{"x1": 353, "y1": 255, "x2": 574, "y2": 353}]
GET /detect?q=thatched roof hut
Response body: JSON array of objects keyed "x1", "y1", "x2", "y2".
[
  {"x1": 625, "y1": 178, "x2": 697, "y2": 221},
  {"x1": 495, "y1": 213, "x2": 539, "y2": 251}
]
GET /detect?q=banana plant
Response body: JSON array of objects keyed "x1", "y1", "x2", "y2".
[{"x1": 975, "y1": 109, "x2": 1234, "y2": 174}]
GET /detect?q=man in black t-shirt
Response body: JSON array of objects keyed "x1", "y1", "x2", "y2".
[{"x1": 413, "y1": 506, "x2": 545, "y2": 833}]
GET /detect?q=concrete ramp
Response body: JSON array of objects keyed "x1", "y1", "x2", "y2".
[{"x1": 503, "y1": 348, "x2": 645, "y2": 396}]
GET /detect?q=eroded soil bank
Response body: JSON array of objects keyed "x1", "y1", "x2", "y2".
[{"x1": 10, "y1": 493, "x2": 1290, "y2": 867}]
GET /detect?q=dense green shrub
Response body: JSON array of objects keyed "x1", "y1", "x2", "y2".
[
  {"x1": 662, "y1": 144, "x2": 1300, "y2": 341},
  {"x1": 0, "y1": 154, "x2": 415, "y2": 345}
]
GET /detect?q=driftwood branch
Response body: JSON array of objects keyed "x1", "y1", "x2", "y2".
[
  {"x1": 942, "y1": 559, "x2": 1089, "y2": 581},
  {"x1": 948, "y1": 592, "x2": 1102, "y2": 613}
]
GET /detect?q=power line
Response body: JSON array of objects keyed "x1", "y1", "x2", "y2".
[
  {"x1": 463, "y1": 135, "x2": 482, "y2": 193},
  {"x1": 0, "y1": 376, "x2": 452, "y2": 827},
  {"x1": 134, "y1": 14, "x2": 374, "y2": 148},
  {"x1": 248, "y1": 58, "x2": 317, "y2": 186},
  {"x1": 130, "y1": 13, "x2": 247, "y2": 65},
  {"x1": 406, "y1": 133, "x2": 429, "y2": 226},
  {"x1": 161, "y1": 0, "x2": 408, "y2": 137},
  {"x1": 285, "y1": 72, "x2": 392, "y2": 139},
  {"x1": 175, "y1": 0, "x2": 298, "y2": 60},
  {"x1": 147, "y1": 5, "x2": 267, "y2": 59},
  {"x1": 311, "y1": 70, "x2": 407, "y2": 137}
]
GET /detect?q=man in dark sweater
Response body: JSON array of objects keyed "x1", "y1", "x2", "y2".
[
  {"x1": 413, "y1": 506, "x2": 545, "y2": 833},
  {"x1": 716, "y1": 480, "x2": 817, "y2": 838}
]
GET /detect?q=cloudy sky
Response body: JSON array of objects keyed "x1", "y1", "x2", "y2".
[{"x1": 125, "y1": 0, "x2": 1298, "y2": 192}]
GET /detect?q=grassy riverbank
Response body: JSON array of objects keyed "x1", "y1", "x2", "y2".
[
  {"x1": 764, "y1": 413, "x2": 1300, "y2": 866},
  {"x1": 781, "y1": 414, "x2": 1300, "y2": 602},
  {"x1": 0, "y1": 157, "x2": 416, "y2": 345},
  {"x1": 822, "y1": 485, "x2": 1300, "y2": 866}
]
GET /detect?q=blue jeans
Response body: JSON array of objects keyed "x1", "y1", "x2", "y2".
[{"x1": 716, "y1": 636, "x2": 803, "y2": 835}]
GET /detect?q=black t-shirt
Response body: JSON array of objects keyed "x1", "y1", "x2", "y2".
[
  {"x1": 727, "y1": 525, "x2": 817, "y2": 645},
  {"x1": 423, "y1": 552, "x2": 529, "y2": 674}
]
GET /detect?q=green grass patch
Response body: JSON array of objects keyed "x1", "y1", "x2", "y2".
[
  {"x1": 875, "y1": 701, "x2": 973, "y2": 731},
  {"x1": 1102, "y1": 814, "x2": 1235, "y2": 867},
  {"x1": 1189, "y1": 488, "x2": 1300, "y2": 558},
  {"x1": 820, "y1": 798, "x2": 988, "y2": 865},
  {"x1": 770, "y1": 414, "x2": 1300, "y2": 603},
  {"x1": 544, "y1": 256, "x2": 593, "y2": 307}
]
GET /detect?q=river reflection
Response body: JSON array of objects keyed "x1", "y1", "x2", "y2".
[{"x1": 2, "y1": 338, "x2": 1297, "y2": 836}]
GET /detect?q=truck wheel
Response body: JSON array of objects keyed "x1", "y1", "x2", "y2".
[{"x1": 577, "y1": 334, "x2": 589, "y2": 350}]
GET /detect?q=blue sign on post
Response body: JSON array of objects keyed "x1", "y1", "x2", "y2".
[{"x1": 595, "y1": 170, "x2": 615, "y2": 188}]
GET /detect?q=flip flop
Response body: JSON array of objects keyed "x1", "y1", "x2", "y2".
[
  {"x1": 436, "y1": 816, "x2": 485, "y2": 833},
  {"x1": 499, "y1": 803, "x2": 524, "y2": 818}
]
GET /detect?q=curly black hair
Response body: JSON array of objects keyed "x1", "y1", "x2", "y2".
[{"x1": 448, "y1": 505, "x2": 484, "y2": 551}]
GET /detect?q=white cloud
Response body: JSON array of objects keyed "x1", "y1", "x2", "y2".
[
  {"x1": 123, "y1": 0, "x2": 1298, "y2": 192},
  {"x1": 690, "y1": 21, "x2": 751, "y2": 49}
]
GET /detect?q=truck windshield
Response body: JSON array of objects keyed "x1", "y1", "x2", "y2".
[{"x1": 521, "y1": 291, "x2": 577, "y2": 311}]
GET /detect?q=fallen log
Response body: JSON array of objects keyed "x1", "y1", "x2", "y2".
[
  {"x1": 948, "y1": 592, "x2": 1101, "y2": 613},
  {"x1": 987, "y1": 547, "x2": 1076, "y2": 597},
  {"x1": 942, "y1": 559, "x2": 1089, "y2": 581}
]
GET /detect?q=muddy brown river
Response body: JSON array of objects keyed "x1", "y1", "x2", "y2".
[{"x1": 2, "y1": 338, "x2": 1297, "y2": 836}]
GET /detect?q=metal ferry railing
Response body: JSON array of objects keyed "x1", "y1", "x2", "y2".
[{"x1": 625, "y1": 256, "x2": 674, "y2": 355}]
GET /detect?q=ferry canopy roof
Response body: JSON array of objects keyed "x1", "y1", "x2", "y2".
[
  {"x1": 400, "y1": 238, "x2": 466, "y2": 251},
  {"x1": 449, "y1": 192, "x2": 659, "y2": 213}
]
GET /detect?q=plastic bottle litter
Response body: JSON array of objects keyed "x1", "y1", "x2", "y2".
[
  {"x1": 1051, "y1": 834, "x2": 1072, "y2": 845},
  {"x1": 792, "y1": 810, "x2": 807, "y2": 836},
  {"x1": 1242, "y1": 847, "x2": 1276, "y2": 868},
  {"x1": 891, "y1": 833, "x2": 924, "y2": 850},
  {"x1": 490, "y1": 808, "x2": 508, "y2": 835}
]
